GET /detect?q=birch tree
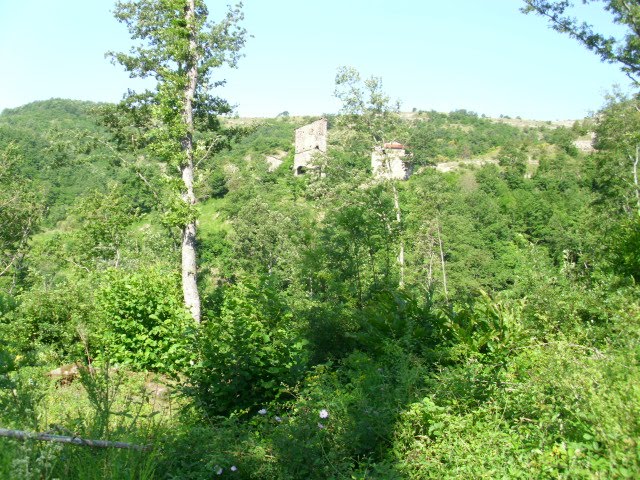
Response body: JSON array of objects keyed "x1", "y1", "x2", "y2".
[{"x1": 108, "y1": 0, "x2": 246, "y2": 322}]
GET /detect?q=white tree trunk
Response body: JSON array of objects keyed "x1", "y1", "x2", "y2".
[
  {"x1": 181, "y1": 0, "x2": 201, "y2": 323},
  {"x1": 437, "y1": 224, "x2": 449, "y2": 302},
  {"x1": 181, "y1": 220, "x2": 200, "y2": 322},
  {"x1": 391, "y1": 182, "x2": 405, "y2": 287}
]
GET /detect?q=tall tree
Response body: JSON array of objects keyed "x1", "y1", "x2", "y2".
[
  {"x1": 594, "y1": 93, "x2": 640, "y2": 213},
  {"x1": 108, "y1": 0, "x2": 247, "y2": 322},
  {"x1": 522, "y1": 0, "x2": 640, "y2": 83},
  {"x1": 333, "y1": 67, "x2": 408, "y2": 286},
  {"x1": 333, "y1": 66, "x2": 404, "y2": 154},
  {"x1": 522, "y1": 1, "x2": 640, "y2": 279}
]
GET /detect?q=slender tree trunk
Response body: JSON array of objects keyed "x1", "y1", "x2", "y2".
[
  {"x1": 391, "y1": 182, "x2": 405, "y2": 287},
  {"x1": 181, "y1": 0, "x2": 201, "y2": 323},
  {"x1": 437, "y1": 223, "x2": 448, "y2": 302},
  {"x1": 427, "y1": 250, "x2": 434, "y2": 289},
  {"x1": 382, "y1": 155, "x2": 405, "y2": 287}
]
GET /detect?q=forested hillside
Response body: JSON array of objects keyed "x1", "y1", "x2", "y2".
[{"x1": 1, "y1": 91, "x2": 638, "y2": 479}]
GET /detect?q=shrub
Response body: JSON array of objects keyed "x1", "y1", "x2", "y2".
[
  {"x1": 262, "y1": 345, "x2": 421, "y2": 479},
  {"x1": 188, "y1": 279, "x2": 308, "y2": 416},
  {"x1": 611, "y1": 212, "x2": 640, "y2": 282},
  {"x1": 2, "y1": 280, "x2": 93, "y2": 363},
  {"x1": 391, "y1": 324, "x2": 640, "y2": 478},
  {"x1": 96, "y1": 267, "x2": 195, "y2": 374}
]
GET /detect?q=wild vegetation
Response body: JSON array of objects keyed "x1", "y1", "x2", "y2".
[{"x1": 1, "y1": 1, "x2": 640, "y2": 479}]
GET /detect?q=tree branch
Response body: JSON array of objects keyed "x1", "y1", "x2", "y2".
[{"x1": 0, "y1": 428, "x2": 151, "y2": 451}]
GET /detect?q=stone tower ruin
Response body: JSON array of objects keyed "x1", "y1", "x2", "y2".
[
  {"x1": 371, "y1": 142, "x2": 412, "y2": 180},
  {"x1": 293, "y1": 118, "x2": 328, "y2": 175}
]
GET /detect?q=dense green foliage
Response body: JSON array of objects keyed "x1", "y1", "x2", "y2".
[
  {"x1": 409, "y1": 109, "x2": 536, "y2": 165},
  {"x1": 97, "y1": 267, "x2": 195, "y2": 374},
  {"x1": 190, "y1": 279, "x2": 308, "y2": 416},
  {"x1": 0, "y1": 99, "x2": 127, "y2": 227},
  {"x1": 1, "y1": 90, "x2": 639, "y2": 479}
]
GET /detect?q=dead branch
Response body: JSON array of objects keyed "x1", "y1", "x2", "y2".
[
  {"x1": 0, "y1": 428, "x2": 151, "y2": 451},
  {"x1": 0, "y1": 253, "x2": 19, "y2": 277}
]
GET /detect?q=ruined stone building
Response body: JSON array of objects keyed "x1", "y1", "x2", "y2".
[
  {"x1": 293, "y1": 118, "x2": 327, "y2": 175},
  {"x1": 371, "y1": 142, "x2": 413, "y2": 180},
  {"x1": 573, "y1": 132, "x2": 596, "y2": 153}
]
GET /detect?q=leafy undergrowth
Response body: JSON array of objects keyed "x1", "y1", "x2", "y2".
[{"x1": 2, "y1": 284, "x2": 639, "y2": 479}]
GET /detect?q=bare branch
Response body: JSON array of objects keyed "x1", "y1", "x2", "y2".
[{"x1": 0, "y1": 428, "x2": 151, "y2": 451}]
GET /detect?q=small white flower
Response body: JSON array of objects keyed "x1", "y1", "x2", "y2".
[
  {"x1": 319, "y1": 409, "x2": 329, "y2": 419},
  {"x1": 214, "y1": 465, "x2": 223, "y2": 475},
  {"x1": 274, "y1": 416, "x2": 282, "y2": 423},
  {"x1": 318, "y1": 422, "x2": 325, "y2": 429},
  {"x1": 230, "y1": 465, "x2": 238, "y2": 472},
  {"x1": 258, "y1": 408, "x2": 267, "y2": 415}
]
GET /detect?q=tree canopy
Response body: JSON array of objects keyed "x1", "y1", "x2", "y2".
[{"x1": 1, "y1": 3, "x2": 640, "y2": 478}]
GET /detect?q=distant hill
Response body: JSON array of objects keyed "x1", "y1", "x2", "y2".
[
  {"x1": 0, "y1": 99, "x2": 589, "y2": 225},
  {"x1": 0, "y1": 99, "x2": 123, "y2": 226},
  {"x1": 0, "y1": 98, "x2": 102, "y2": 132}
]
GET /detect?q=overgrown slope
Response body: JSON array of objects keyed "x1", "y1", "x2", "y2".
[{"x1": 1, "y1": 99, "x2": 638, "y2": 479}]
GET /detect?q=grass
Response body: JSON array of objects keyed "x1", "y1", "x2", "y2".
[
  {"x1": 197, "y1": 197, "x2": 232, "y2": 240},
  {"x1": 0, "y1": 365, "x2": 177, "y2": 480}
]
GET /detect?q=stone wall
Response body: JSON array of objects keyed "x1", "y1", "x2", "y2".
[
  {"x1": 293, "y1": 118, "x2": 328, "y2": 175},
  {"x1": 371, "y1": 144, "x2": 412, "y2": 180},
  {"x1": 573, "y1": 132, "x2": 596, "y2": 153},
  {"x1": 265, "y1": 150, "x2": 287, "y2": 172}
]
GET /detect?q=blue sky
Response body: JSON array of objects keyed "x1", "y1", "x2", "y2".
[{"x1": 0, "y1": 0, "x2": 633, "y2": 119}]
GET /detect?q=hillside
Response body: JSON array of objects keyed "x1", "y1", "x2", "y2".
[
  {"x1": 0, "y1": 99, "x2": 131, "y2": 226},
  {"x1": 1, "y1": 98, "x2": 639, "y2": 479}
]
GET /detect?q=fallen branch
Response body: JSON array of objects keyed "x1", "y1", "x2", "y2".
[{"x1": 0, "y1": 428, "x2": 151, "y2": 451}]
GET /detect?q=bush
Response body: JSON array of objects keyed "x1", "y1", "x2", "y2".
[
  {"x1": 2, "y1": 280, "x2": 93, "y2": 363},
  {"x1": 392, "y1": 340, "x2": 640, "y2": 478},
  {"x1": 158, "y1": 419, "x2": 274, "y2": 480},
  {"x1": 611, "y1": 212, "x2": 640, "y2": 282},
  {"x1": 260, "y1": 345, "x2": 420, "y2": 479},
  {"x1": 96, "y1": 267, "x2": 195, "y2": 374},
  {"x1": 188, "y1": 279, "x2": 308, "y2": 416}
]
